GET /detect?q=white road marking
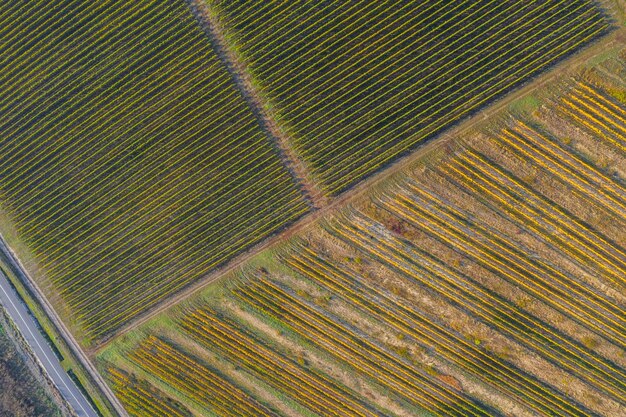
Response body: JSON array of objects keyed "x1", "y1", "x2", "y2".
[{"x1": 0, "y1": 271, "x2": 97, "y2": 417}]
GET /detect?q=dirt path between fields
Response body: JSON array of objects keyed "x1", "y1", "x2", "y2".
[
  {"x1": 93, "y1": 24, "x2": 625, "y2": 354},
  {"x1": 186, "y1": 0, "x2": 329, "y2": 209}
]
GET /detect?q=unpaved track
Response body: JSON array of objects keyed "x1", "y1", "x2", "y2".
[
  {"x1": 98, "y1": 27, "x2": 623, "y2": 352},
  {"x1": 187, "y1": 0, "x2": 328, "y2": 209},
  {"x1": 0, "y1": 7, "x2": 618, "y2": 417}
]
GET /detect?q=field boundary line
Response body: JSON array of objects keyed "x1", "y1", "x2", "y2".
[
  {"x1": 95, "y1": 23, "x2": 623, "y2": 354},
  {"x1": 186, "y1": 0, "x2": 329, "y2": 209}
]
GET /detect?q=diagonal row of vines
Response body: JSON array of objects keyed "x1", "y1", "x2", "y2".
[
  {"x1": 95, "y1": 77, "x2": 626, "y2": 417},
  {"x1": 0, "y1": 0, "x2": 308, "y2": 343},
  {"x1": 106, "y1": 367, "x2": 193, "y2": 417},
  {"x1": 207, "y1": 0, "x2": 609, "y2": 194}
]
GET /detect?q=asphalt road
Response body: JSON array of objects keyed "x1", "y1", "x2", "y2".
[{"x1": 0, "y1": 269, "x2": 98, "y2": 417}]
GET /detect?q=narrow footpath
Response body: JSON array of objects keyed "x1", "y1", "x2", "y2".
[{"x1": 187, "y1": 0, "x2": 329, "y2": 209}]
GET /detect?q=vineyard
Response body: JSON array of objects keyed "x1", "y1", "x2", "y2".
[
  {"x1": 0, "y1": 0, "x2": 623, "y2": 415},
  {"x1": 0, "y1": 0, "x2": 308, "y2": 342},
  {"x1": 106, "y1": 367, "x2": 192, "y2": 417},
  {"x1": 97, "y1": 72, "x2": 626, "y2": 416},
  {"x1": 206, "y1": 0, "x2": 608, "y2": 194},
  {"x1": 127, "y1": 336, "x2": 277, "y2": 417}
]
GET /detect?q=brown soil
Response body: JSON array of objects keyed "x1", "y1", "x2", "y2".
[
  {"x1": 98, "y1": 26, "x2": 626, "y2": 355},
  {"x1": 186, "y1": 0, "x2": 328, "y2": 209}
]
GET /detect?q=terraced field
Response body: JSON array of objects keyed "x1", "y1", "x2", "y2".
[
  {"x1": 98, "y1": 73, "x2": 626, "y2": 417},
  {"x1": 206, "y1": 0, "x2": 608, "y2": 194},
  {"x1": 0, "y1": 0, "x2": 308, "y2": 342}
]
